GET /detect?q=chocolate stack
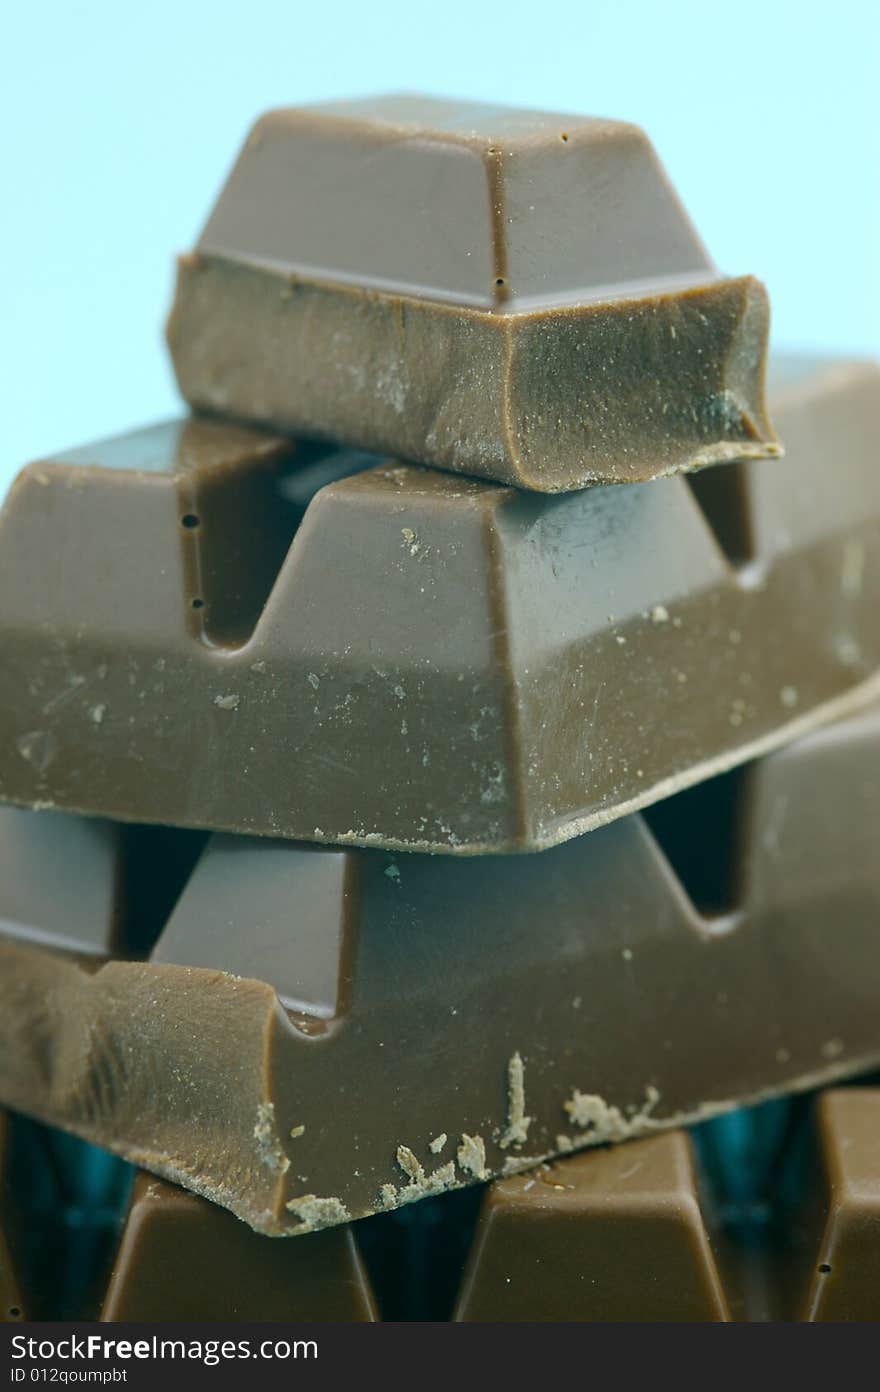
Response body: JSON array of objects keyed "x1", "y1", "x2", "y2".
[{"x1": 1, "y1": 96, "x2": 879, "y2": 1321}]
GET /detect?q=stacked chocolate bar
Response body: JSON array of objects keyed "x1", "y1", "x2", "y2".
[
  {"x1": 1, "y1": 96, "x2": 879, "y2": 1321},
  {"x1": 3, "y1": 1089, "x2": 880, "y2": 1321}
]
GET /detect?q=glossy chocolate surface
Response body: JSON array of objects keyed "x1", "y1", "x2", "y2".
[
  {"x1": 455, "y1": 1131, "x2": 730, "y2": 1320},
  {"x1": 102, "y1": 1174, "x2": 377, "y2": 1321},
  {"x1": 198, "y1": 95, "x2": 717, "y2": 312},
  {"x1": 457, "y1": 1089, "x2": 880, "y2": 1321},
  {"x1": 167, "y1": 94, "x2": 777, "y2": 490},
  {"x1": 794, "y1": 1091, "x2": 880, "y2": 1320},
  {"x1": 0, "y1": 357, "x2": 877, "y2": 854}
]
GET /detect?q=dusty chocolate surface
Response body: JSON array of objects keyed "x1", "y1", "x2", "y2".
[
  {"x1": 4, "y1": 1090, "x2": 880, "y2": 1320},
  {"x1": 1, "y1": 702, "x2": 879, "y2": 1234},
  {"x1": 0, "y1": 355, "x2": 877, "y2": 853},
  {"x1": 167, "y1": 94, "x2": 778, "y2": 491},
  {"x1": 792, "y1": 1090, "x2": 880, "y2": 1321},
  {"x1": 456, "y1": 1088, "x2": 880, "y2": 1321}
]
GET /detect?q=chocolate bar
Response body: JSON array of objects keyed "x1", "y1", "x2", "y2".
[
  {"x1": 454, "y1": 1129, "x2": 730, "y2": 1320},
  {"x1": 167, "y1": 95, "x2": 778, "y2": 492},
  {"x1": 456, "y1": 1088, "x2": 880, "y2": 1321},
  {"x1": 787, "y1": 1089, "x2": 880, "y2": 1321},
  {"x1": 0, "y1": 355, "x2": 877, "y2": 854},
  {"x1": 102, "y1": 1174, "x2": 377, "y2": 1321},
  {"x1": 1, "y1": 699, "x2": 879, "y2": 1234},
  {"x1": 4, "y1": 1090, "x2": 879, "y2": 1321}
]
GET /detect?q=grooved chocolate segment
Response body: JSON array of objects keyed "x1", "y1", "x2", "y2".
[
  {"x1": 3, "y1": 417, "x2": 304, "y2": 652},
  {"x1": 0, "y1": 356, "x2": 877, "y2": 854},
  {"x1": 101, "y1": 1173, "x2": 377, "y2": 1321},
  {"x1": 1, "y1": 703, "x2": 879, "y2": 1233},
  {"x1": 167, "y1": 95, "x2": 778, "y2": 490},
  {"x1": 455, "y1": 1133, "x2": 729, "y2": 1321},
  {"x1": 798, "y1": 1091, "x2": 880, "y2": 1321},
  {"x1": 153, "y1": 839, "x2": 355, "y2": 1017},
  {"x1": 7, "y1": 1093, "x2": 880, "y2": 1320}
]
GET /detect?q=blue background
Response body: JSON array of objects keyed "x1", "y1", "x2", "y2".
[{"x1": 2, "y1": 0, "x2": 877, "y2": 495}]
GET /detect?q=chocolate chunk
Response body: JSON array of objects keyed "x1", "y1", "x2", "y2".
[
  {"x1": 454, "y1": 1132, "x2": 729, "y2": 1321},
  {"x1": 792, "y1": 1090, "x2": 880, "y2": 1321},
  {"x1": 1, "y1": 701, "x2": 879, "y2": 1234},
  {"x1": 167, "y1": 95, "x2": 778, "y2": 491},
  {"x1": 454, "y1": 1089, "x2": 880, "y2": 1321},
  {"x1": 0, "y1": 356, "x2": 877, "y2": 853},
  {"x1": 101, "y1": 1173, "x2": 377, "y2": 1321}
]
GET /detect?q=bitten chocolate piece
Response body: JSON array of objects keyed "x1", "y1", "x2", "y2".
[
  {"x1": 101, "y1": 1173, "x2": 377, "y2": 1321},
  {"x1": 1, "y1": 702, "x2": 879, "y2": 1234},
  {"x1": 167, "y1": 95, "x2": 778, "y2": 491},
  {"x1": 455, "y1": 1132, "x2": 728, "y2": 1321},
  {"x1": 0, "y1": 356, "x2": 877, "y2": 854}
]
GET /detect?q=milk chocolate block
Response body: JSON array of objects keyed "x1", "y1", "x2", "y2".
[
  {"x1": 101, "y1": 1173, "x2": 377, "y2": 1321},
  {"x1": 0, "y1": 1113, "x2": 377, "y2": 1323},
  {"x1": 791, "y1": 1090, "x2": 880, "y2": 1321},
  {"x1": 1, "y1": 701, "x2": 879, "y2": 1234},
  {"x1": 456, "y1": 1089, "x2": 880, "y2": 1321},
  {"x1": 0, "y1": 356, "x2": 877, "y2": 854},
  {"x1": 454, "y1": 1132, "x2": 729, "y2": 1321},
  {"x1": 168, "y1": 95, "x2": 778, "y2": 491}
]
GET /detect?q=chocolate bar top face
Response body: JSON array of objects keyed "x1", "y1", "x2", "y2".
[
  {"x1": 101, "y1": 1173, "x2": 377, "y2": 1322},
  {"x1": 0, "y1": 355, "x2": 876, "y2": 852},
  {"x1": 798, "y1": 1091, "x2": 880, "y2": 1321},
  {"x1": 49, "y1": 416, "x2": 291, "y2": 476},
  {"x1": 457, "y1": 1090, "x2": 880, "y2": 1322},
  {"x1": 169, "y1": 93, "x2": 777, "y2": 491},
  {"x1": 199, "y1": 94, "x2": 713, "y2": 312},
  {"x1": 0, "y1": 809, "x2": 207, "y2": 959},
  {"x1": 2, "y1": 702, "x2": 880, "y2": 1235},
  {"x1": 455, "y1": 1131, "x2": 730, "y2": 1321}
]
